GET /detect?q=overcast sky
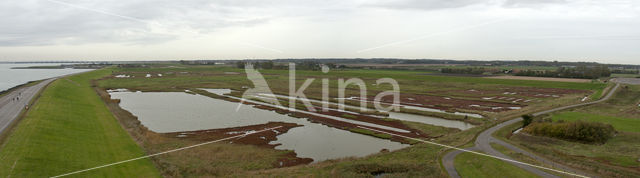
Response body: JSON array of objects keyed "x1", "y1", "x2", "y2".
[{"x1": 0, "y1": 0, "x2": 639, "y2": 64}]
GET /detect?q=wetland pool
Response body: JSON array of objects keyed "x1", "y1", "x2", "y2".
[{"x1": 110, "y1": 91, "x2": 409, "y2": 162}]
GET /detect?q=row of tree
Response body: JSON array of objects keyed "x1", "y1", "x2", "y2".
[
  {"x1": 440, "y1": 67, "x2": 489, "y2": 75},
  {"x1": 516, "y1": 65, "x2": 611, "y2": 79},
  {"x1": 523, "y1": 120, "x2": 615, "y2": 144}
]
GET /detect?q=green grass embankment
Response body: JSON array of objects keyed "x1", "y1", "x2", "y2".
[{"x1": 0, "y1": 69, "x2": 160, "y2": 177}]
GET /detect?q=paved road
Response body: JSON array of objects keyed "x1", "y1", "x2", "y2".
[
  {"x1": 611, "y1": 78, "x2": 640, "y2": 85},
  {"x1": 443, "y1": 83, "x2": 620, "y2": 178},
  {"x1": 0, "y1": 78, "x2": 56, "y2": 135}
]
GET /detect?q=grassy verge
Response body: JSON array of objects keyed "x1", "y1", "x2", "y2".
[
  {"x1": 505, "y1": 131, "x2": 640, "y2": 177},
  {"x1": 454, "y1": 151, "x2": 538, "y2": 178},
  {"x1": 489, "y1": 143, "x2": 568, "y2": 178},
  {"x1": 0, "y1": 69, "x2": 160, "y2": 177}
]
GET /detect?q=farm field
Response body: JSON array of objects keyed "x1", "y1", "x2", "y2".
[{"x1": 0, "y1": 70, "x2": 160, "y2": 177}]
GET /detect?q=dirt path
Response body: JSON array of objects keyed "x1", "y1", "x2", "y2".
[{"x1": 442, "y1": 83, "x2": 620, "y2": 178}]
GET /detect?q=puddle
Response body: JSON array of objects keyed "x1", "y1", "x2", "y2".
[
  {"x1": 334, "y1": 97, "x2": 483, "y2": 119},
  {"x1": 251, "y1": 92, "x2": 477, "y2": 130},
  {"x1": 110, "y1": 91, "x2": 408, "y2": 162},
  {"x1": 402, "y1": 105, "x2": 484, "y2": 118},
  {"x1": 387, "y1": 112, "x2": 474, "y2": 130},
  {"x1": 200, "y1": 88, "x2": 231, "y2": 95}
]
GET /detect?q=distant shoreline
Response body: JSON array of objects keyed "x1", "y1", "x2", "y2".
[
  {"x1": 11, "y1": 65, "x2": 104, "y2": 69},
  {"x1": 11, "y1": 65, "x2": 67, "y2": 69}
]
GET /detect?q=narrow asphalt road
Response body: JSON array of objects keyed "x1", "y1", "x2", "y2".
[
  {"x1": 443, "y1": 83, "x2": 620, "y2": 178},
  {"x1": 0, "y1": 78, "x2": 56, "y2": 135}
]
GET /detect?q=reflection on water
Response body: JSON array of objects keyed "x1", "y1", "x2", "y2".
[
  {"x1": 110, "y1": 91, "x2": 408, "y2": 162},
  {"x1": 398, "y1": 105, "x2": 483, "y2": 119},
  {"x1": 388, "y1": 112, "x2": 474, "y2": 130},
  {"x1": 201, "y1": 88, "x2": 231, "y2": 95}
]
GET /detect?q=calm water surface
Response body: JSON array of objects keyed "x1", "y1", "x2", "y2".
[
  {"x1": 110, "y1": 91, "x2": 408, "y2": 162},
  {"x1": 0, "y1": 63, "x2": 92, "y2": 91}
]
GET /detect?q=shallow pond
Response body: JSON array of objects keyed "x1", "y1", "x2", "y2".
[
  {"x1": 252, "y1": 92, "x2": 475, "y2": 130},
  {"x1": 110, "y1": 91, "x2": 408, "y2": 162},
  {"x1": 387, "y1": 112, "x2": 475, "y2": 130}
]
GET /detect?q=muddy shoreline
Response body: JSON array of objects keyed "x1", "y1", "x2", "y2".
[
  {"x1": 97, "y1": 84, "x2": 423, "y2": 171},
  {"x1": 94, "y1": 83, "x2": 315, "y2": 175},
  {"x1": 162, "y1": 122, "x2": 314, "y2": 167}
]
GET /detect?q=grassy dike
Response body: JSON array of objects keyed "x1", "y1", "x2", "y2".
[{"x1": 0, "y1": 69, "x2": 160, "y2": 177}]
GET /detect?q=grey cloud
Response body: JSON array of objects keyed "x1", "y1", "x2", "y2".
[
  {"x1": 365, "y1": 0, "x2": 486, "y2": 10},
  {"x1": 0, "y1": 0, "x2": 275, "y2": 46},
  {"x1": 503, "y1": 0, "x2": 567, "y2": 7}
]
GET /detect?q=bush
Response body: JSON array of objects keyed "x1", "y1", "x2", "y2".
[
  {"x1": 523, "y1": 120, "x2": 615, "y2": 144},
  {"x1": 522, "y1": 114, "x2": 533, "y2": 127}
]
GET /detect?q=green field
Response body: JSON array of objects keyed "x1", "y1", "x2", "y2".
[
  {"x1": 551, "y1": 112, "x2": 639, "y2": 132},
  {"x1": 0, "y1": 69, "x2": 159, "y2": 177},
  {"x1": 492, "y1": 84, "x2": 640, "y2": 177},
  {"x1": 550, "y1": 84, "x2": 640, "y2": 133},
  {"x1": 102, "y1": 65, "x2": 605, "y2": 92},
  {"x1": 454, "y1": 151, "x2": 538, "y2": 178}
]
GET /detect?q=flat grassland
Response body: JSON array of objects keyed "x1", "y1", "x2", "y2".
[
  {"x1": 550, "y1": 84, "x2": 640, "y2": 133},
  {"x1": 551, "y1": 111, "x2": 639, "y2": 132},
  {"x1": 0, "y1": 69, "x2": 159, "y2": 177}
]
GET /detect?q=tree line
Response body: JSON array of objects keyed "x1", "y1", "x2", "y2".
[
  {"x1": 440, "y1": 67, "x2": 489, "y2": 75},
  {"x1": 515, "y1": 65, "x2": 611, "y2": 79},
  {"x1": 523, "y1": 120, "x2": 615, "y2": 144},
  {"x1": 235, "y1": 61, "x2": 338, "y2": 71}
]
